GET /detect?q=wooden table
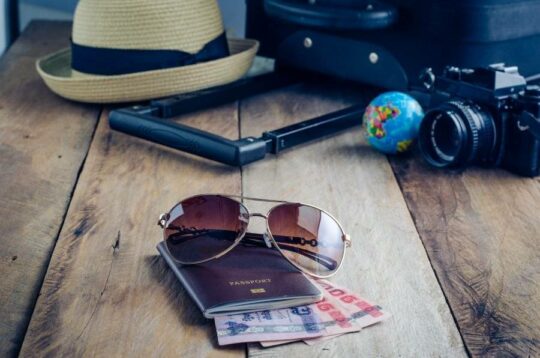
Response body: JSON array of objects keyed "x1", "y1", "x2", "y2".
[{"x1": 1, "y1": 22, "x2": 539, "y2": 358}]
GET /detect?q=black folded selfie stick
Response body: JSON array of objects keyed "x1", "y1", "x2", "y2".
[{"x1": 109, "y1": 72, "x2": 366, "y2": 166}]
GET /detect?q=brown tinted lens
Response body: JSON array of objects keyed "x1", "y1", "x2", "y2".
[
  {"x1": 267, "y1": 203, "x2": 345, "y2": 276},
  {"x1": 164, "y1": 195, "x2": 249, "y2": 263}
]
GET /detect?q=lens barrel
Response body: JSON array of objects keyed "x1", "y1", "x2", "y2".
[{"x1": 418, "y1": 101, "x2": 497, "y2": 168}]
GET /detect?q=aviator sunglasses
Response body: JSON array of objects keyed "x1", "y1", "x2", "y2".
[{"x1": 158, "y1": 194, "x2": 351, "y2": 278}]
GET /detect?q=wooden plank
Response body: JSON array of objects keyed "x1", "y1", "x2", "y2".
[
  {"x1": 240, "y1": 84, "x2": 467, "y2": 357},
  {"x1": 390, "y1": 154, "x2": 540, "y2": 356},
  {"x1": 0, "y1": 21, "x2": 100, "y2": 357},
  {"x1": 20, "y1": 106, "x2": 244, "y2": 357}
]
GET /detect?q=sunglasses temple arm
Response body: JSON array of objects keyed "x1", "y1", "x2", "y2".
[{"x1": 242, "y1": 233, "x2": 338, "y2": 270}]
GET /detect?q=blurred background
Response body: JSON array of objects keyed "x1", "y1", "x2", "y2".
[{"x1": 0, "y1": 0, "x2": 245, "y2": 55}]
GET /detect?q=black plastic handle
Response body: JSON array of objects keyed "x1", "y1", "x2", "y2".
[
  {"x1": 109, "y1": 108, "x2": 268, "y2": 166},
  {"x1": 109, "y1": 103, "x2": 369, "y2": 166}
]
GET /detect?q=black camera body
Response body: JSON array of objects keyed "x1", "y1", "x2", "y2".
[{"x1": 418, "y1": 64, "x2": 540, "y2": 177}]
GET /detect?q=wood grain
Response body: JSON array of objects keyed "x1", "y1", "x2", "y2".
[
  {"x1": 20, "y1": 107, "x2": 244, "y2": 357},
  {"x1": 390, "y1": 153, "x2": 540, "y2": 357},
  {"x1": 0, "y1": 22, "x2": 100, "y2": 357},
  {"x1": 240, "y1": 84, "x2": 467, "y2": 357}
]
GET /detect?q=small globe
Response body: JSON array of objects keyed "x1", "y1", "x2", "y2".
[{"x1": 363, "y1": 92, "x2": 424, "y2": 154}]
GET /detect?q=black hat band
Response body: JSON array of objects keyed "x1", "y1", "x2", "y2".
[{"x1": 71, "y1": 32, "x2": 229, "y2": 76}]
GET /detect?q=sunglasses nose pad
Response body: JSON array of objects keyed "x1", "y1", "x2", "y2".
[
  {"x1": 263, "y1": 232, "x2": 273, "y2": 248},
  {"x1": 238, "y1": 215, "x2": 249, "y2": 224}
]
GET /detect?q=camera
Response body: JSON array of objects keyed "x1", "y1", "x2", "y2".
[{"x1": 418, "y1": 64, "x2": 540, "y2": 177}]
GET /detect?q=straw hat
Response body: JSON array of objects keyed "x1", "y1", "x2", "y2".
[{"x1": 36, "y1": 0, "x2": 259, "y2": 103}]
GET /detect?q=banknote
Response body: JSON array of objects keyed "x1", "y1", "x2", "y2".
[
  {"x1": 260, "y1": 280, "x2": 390, "y2": 346},
  {"x1": 302, "y1": 279, "x2": 390, "y2": 345},
  {"x1": 215, "y1": 279, "x2": 390, "y2": 346},
  {"x1": 310, "y1": 292, "x2": 363, "y2": 335},
  {"x1": 259, "y1": 339, "x2": 297, "y2": 347},
  {"x1": 259, "y1": 291, "x2": 362, "y2": 347},
  {"x1": 215, "y1": 306, "x2": 325, "y2": 345},
  {"x1": 315, "y1": 279, "x2": 389, "y2": 329}
]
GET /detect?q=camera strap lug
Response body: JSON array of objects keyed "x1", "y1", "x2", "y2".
[{"x1": 518, "y1": 111, "x2": 540, "y2": 139}]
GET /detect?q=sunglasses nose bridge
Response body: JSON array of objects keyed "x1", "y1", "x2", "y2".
[
  {"x1": 248, "y1": 213, "x2": 268, "y2": 220},
  {"x1": 246, "y1": 213, "x2": 271, "y2": 243}
]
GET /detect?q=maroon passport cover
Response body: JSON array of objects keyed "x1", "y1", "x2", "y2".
[{"x1": 157, "y1": 241, "x2": 322, "y2": 318}]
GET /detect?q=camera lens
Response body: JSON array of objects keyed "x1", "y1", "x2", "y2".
[
  {"x1": 418, "y1": 101, "x2": 497, "y2": 168},
  {"x1": 431, "y1": 113, "x2": 462, "y2": 162}
]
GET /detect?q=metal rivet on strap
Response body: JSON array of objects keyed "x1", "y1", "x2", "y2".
[
  {"x1": 304, "y1": 37, "x2": 313, "y2": 48},
  {"x1": 369, "y1": 52, "x2": 379, "y2": 64}
]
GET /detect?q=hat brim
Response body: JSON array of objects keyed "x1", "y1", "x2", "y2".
[{"x1": 36, "y1": 38, "x2": 259, "y2": 103}]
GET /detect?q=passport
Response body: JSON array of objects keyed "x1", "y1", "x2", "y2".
[{"x1": 157, "y1": 240, "x2": 322, "y2": 318}]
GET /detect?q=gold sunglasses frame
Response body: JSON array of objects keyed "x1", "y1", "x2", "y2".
[{"x1": 158, "y1": 194, "x2": 351, "y2": 278}]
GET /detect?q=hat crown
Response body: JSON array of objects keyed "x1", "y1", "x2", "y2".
[{"x1": 72, "y1": 0, "x2": 224, "y2": 53}]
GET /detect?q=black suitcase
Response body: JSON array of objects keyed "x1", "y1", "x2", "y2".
[{"x1": 246, "y1": 0, "x2": 540, "y2": 90}]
